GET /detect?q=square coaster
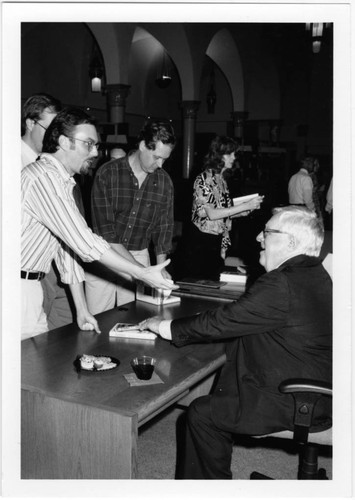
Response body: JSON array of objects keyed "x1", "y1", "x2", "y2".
[{"x1": 124, "y1": 372, "x2": 164, "y2": 386}]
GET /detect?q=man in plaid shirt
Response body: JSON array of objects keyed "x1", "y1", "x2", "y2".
[{"x1": 85, "y1": 120, "x2": 176, "y2": 314}]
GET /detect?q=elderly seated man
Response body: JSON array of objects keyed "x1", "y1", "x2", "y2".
[{"x1": 139, "y1": 206, "x2": 332, "y2": 479}]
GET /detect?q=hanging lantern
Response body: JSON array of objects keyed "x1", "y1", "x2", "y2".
[
  {"x1": 206, "y1": 69, "x2": 216, "y2": 114},
  {"x1": 89, "y1": 51, "x2": 104, "y2": 93},
  {"x1": 206, "y1": 87, "x2": 216, "y2": 114},
  {"x1": 155, "y1": 50, "x2": 172, "y2": 89},
  {"x1": 312, "y1": 23, "x2": 323, "y2": 38},
  {"x1": 312, "y1": 40, "x2": 321, "y2": 54},
  {"x1": 306, "y1": 22, "x2": 327, "y2": 54},
  {"x1": 91, "y1": 75, "x2": 102, "y2": 92}
]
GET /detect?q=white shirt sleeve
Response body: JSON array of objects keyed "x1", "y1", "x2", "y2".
[
  {"x1": 302, "y1": 176, "x2": 315, "y2": 210},
  {"x1": 158, "y1": 319, "x2": 173, "y2": 339}
]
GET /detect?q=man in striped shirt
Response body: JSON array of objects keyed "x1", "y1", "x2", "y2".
[
  {"x1": 86, "y1": 120, "x2": 176, "y2": 314},
  {"x1": 21, "y1": 107, "x2": 176, "y2": 340},
  {"x1": 21, "y1": 92, "x2": 77, "y2": 331}
]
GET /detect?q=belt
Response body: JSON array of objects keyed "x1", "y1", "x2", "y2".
[{"x1": 21, "y1": 270, "x2": 45, "y2": 281}]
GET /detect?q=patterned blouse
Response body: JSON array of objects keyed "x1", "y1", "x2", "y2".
[{"x1": 192, "y1": 169, "x2": 232, "y2": 252}]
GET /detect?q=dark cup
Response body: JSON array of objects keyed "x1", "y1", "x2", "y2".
[{"x1": 131, "y1": 356, "x2": 156, "y2": 380}]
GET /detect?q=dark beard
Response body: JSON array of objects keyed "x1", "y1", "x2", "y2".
[{"x1": 80, "y1": 158, "x2": 94, "y2": 175}]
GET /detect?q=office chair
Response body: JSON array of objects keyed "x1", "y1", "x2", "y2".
[{"x1": 250, "y1": 378, "x2": 332, "y2": 480}]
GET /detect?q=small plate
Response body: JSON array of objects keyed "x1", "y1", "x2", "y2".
[{"x1": 74, "y1": 354, "x2": 120, "y2": 373}]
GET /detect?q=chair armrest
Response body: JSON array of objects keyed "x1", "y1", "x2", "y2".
[{"x1": 279, "y1": 378, "x2": 332, "y2": 397}]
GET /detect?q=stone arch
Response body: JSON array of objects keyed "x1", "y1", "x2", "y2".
[
  {"x1": 87, "y1": 22, "x2": 135, "y2": 84},
  {"x1": 129, "y1": 26, "x2": 182, "y2": 119},
  {"x1": 138, "y1": 23, "x2": 196, "y2": 101},
  {"x1": 206, "y1": 28, "x2": 244, "y2": 111},
  {"x1": 130, "y1": 27, "x2": 164, "y2": 111}
]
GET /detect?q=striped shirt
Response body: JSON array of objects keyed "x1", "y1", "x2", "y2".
[
  {"x1": 21, "y1": 153, "x2": 110, "y2": 284},
  {"x1": 21, "y1": 139, "x2": 38, "y2": 169},
  {"x1": 91, "y1": 155, "x2": 174, "y2": 254}
]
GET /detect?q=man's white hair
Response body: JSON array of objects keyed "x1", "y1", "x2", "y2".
[{"x1": 272, "y1": 206, "x2": 324, "y2": 257}]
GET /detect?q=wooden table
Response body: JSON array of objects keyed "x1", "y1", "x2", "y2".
[{"x1": 21, "y1": 296, "x2": 227, "y2": 479}]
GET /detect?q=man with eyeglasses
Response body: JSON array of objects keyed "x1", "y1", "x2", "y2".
[
  {"x1": 85, "y1": 119, "x2": 176, "y2": 314},
  {"x1": 21, "y1": 93, "x2": 79, "y2": 332},
  {"x1": 21, "y1": 107, "x2": 176, "y2": 340},
  {"x1": 139, "y1": 206, "x2": 332, "y2": 479},
  {"x1": 21, "y1": 93, "x2": 62, "y2": 169}
]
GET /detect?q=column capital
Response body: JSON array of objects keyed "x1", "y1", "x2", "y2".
[
  {"x1": 231, "y1": 111, "x2": 249, "y2": 124},
  {"x1": 105, "y1": 84, "x2": 131, "y2": 106},
  {"x1": 180, "y1": 100, "x2": 200, "y2": 119},
  {"x1": 105, "y1": 84, "x2": 131, "y2": 124}
]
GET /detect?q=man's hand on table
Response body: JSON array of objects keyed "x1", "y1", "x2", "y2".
[
  {"x1": 138, "y1": 316, "x2": 172, "y2": 341},
  {"x1": 77, "y1": 311, "x2": 101, "y2": 334}
]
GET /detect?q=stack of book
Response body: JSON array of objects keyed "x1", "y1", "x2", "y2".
[
  {"x1": 175, "y1": 276, "x2": 246, "y2": 300},
  {"x1": 136, "y1": 283, "x2": 181, "y2": 305},
  {"x1": 219, "y1": 266, "x2": 247, "y2": 284},
  {"x1": 175, "y1": 278, "x2": 223, "y2": 289}
]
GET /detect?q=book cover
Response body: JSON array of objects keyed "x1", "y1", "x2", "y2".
[
  {"x1": 176, "y1": 278, "x2": 224, "y2": 289},
  {"x1": 219, "y1": 273, "x2": 246, "y2": 284},
  {"x1": 109, "y1": 323, "x2": 157, "y2": 340},
  {"x1": 233, "y1": 193, "x2": 259, "y2": 205},
  {"x1": 219, "y1": 267, "x2": 247, "y2": 283}
]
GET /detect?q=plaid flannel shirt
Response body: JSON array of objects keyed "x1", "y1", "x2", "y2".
[{"x1": 91, "y1": 155, "x2": 174, "y2": 255}]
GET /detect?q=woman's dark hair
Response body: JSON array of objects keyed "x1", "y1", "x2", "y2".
[
  {"x1": 21, "y1": 93, "x2": 62, "y2": 136},
  {"x1": 42, "y1": 107, "x2": 97, "y2": 153},
  {"x1": 203, "y1": 136, "x2": 239, "y2": 173},
  {"x1": 137, "y1": 119, "x2": 176, "y2": 150}
]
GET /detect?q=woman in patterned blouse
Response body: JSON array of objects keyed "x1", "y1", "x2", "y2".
[{"x1": 185, "y1": 136, "x2": 263, "y2": 279}]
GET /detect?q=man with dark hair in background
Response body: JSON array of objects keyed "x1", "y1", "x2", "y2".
[
  {"x1": 21, "y1": 93, "x2": 62, "y2": 168},
  {"x1": 21, "y1": 107, "x2": 175, "y2": 340},
  {"x1": 86, "y1": 119, "x2": 176, "y2": 314},
  {"x1": 21, "y1": 93, "x2": 77, "y2": 330}
]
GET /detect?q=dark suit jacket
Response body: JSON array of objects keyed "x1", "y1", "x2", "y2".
[{"x1": 171, "y1": 255, "x2": 332, "y2": 434}]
